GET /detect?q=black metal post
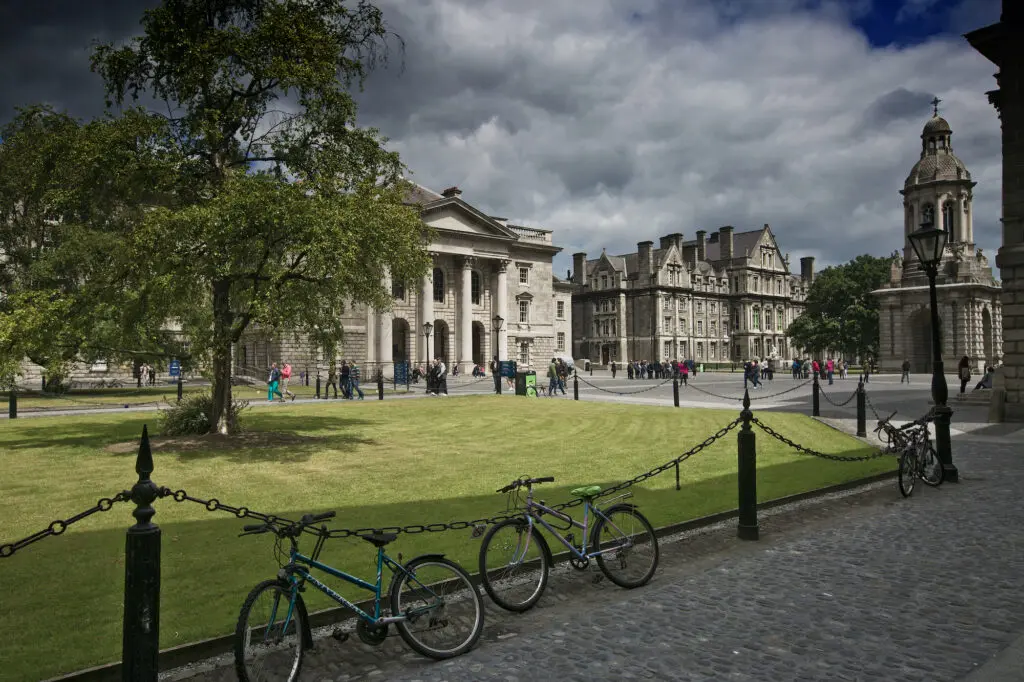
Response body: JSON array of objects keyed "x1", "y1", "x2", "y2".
[
  {"x1": 737, "y1": 389, "x2": 759, "y2": 540},
  {"x1": 925, "y1": 268, "x2": 958, "y2": 482},
  {"x1": 176, "y1": 377, "x2": 183, "y2": 403},
  {"x1": 137, "y1": 373, "x2": 142, "y2": 389},
  {"x1": 673, "y1": 375, "x2": 680, "y2": 407},
  {"x1": 315, "y1": 374, "x2": 321, "y2": 399},
  {"x1": 573, "y1": 372, "x2": 579, "y2": 400},
  {"x1": 42, "y1": 374, "x2": 46, "y2": 391},
  {"x1": 305, "y1": 368, "x2": 310, "y2": 386},
  {"x1": 589, "y1": 363, "x2": 593, "y2": 376},
  {"x1": 377, "y1": 371, "x2": 384, "y2": 401},
  {"x1": 8, "y1": 391, "x2": 17, "y2": 419},
  {"x1": 122, "y1": 424, "x2": 161, "y2": 682},
  {"x1": 856, "y1": 377, "x2": 867, "y2": 437},
  {"x1": 675, "y1": 461, "x2": 680, "y2": 491},
  {"x1": 812, "y1": 372, "x2": 820, "y2": 417}
]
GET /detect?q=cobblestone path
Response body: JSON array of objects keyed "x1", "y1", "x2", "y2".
[{"x1": 174, "y1": 438, "x2": 1023, "y2": 681}]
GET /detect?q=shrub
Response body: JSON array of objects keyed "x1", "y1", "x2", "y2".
[{"x1": 159, "y1": 391, "x2": 250, "y2": 436}]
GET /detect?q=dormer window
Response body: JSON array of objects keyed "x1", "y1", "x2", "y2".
[{"x1": 601, "y1": 274, "x2": 608, "y2": 289}]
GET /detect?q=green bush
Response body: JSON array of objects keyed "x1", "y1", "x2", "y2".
[{"x1": 159, "y1": 391, "x2": 249, "y2": 436}]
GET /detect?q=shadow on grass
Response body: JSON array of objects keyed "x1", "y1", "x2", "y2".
[{"x1": 0, "y1": 447, "x2": 895, "y2": 682}]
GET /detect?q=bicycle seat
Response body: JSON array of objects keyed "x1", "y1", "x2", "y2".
[
  {"x1": 359, "y1": 532, "x2": 398, "y2": 547},
  {"x1": 570, "y1": 485, "x2": 601, "y2": 499}
]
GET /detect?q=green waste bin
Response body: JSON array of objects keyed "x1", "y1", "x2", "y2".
[{"x1": 515, "y1": 370, "x2": 537, "y2": 397}]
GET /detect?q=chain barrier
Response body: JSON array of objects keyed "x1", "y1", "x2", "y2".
[
  {"x1": 751, "y1": 417, "x2": 894, "y2": 462},
  {"x1": 575, "y1": 375, "x2": 675, "y2": 396},
  {"x1": 0, "y1": 491, "x2": 132, "y2": 558},
  {"x1": 683, "y1": 379, "x2": 812, "y2": 403},
  {"x1": 10, "y1": 384, "x2": 172, "y2": 411},
  {"x1": 443, "y1": 376, "x2": 494, "y2": 391},
  {"x1": 865, "y1": 392, "x2": 882, "y2": 421},
  {"x1": 819, "y1": 385, "x2": 858, "y2": 408}
]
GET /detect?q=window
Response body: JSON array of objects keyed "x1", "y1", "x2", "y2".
[
  {"x1": 664, "y1": 297, "x2": 672, "y2": 310},
  {"x1": 697, "y1": 320, "x2": 703, "y2": 335},
  {"x1": 602, "y1": 320, "x2": 609, "y2": 336},
  {"x1": 610, "y1": 320, "x2": 616, "y2": 335},
  {"x1": 519, "y1": 267, "x2": 530, "y2": 285},
  {"x1": 711, "y1": 341, "x2": 717, "y2": 358},
  {"x1": 557, "y1": 300, "x2": 565, "y2": 319},
  {"x1": 696, "y1": 301, "x2": 703, "y2": 313},
  {"x1": 556, "y1": 332, "x2": 565, "y2": 351},
  {"x1": 710, "y1": 321, "x2": 717, "y2": 336},
  {"x1": 519, "y1": 299, "x2": 529, "y2": 323},
  {"x1": 777, "y1": 309, "x2": 784, "y2": 330},
  {"x1": 697, "y1": 342, "x2": 704, "y2": 359},
  {"x1": 665, "y1": 316, "x2": 673, "y2": 333},
  {"x1": 432, "y1": 268, "x2": 445, "y2": 303},
  {"x1": 519, "y1": 342, "x2": 530, "y2": 365},
  {"x1": 765, "y1": 312, "x2": 772, "y2": 331},
  {"x1": 601, "y1": 300, "x2": 608, "y2": 313},
  {"x1": 733, "y1": 310, "x2": 740, "y2": 330},
  {"x1": 753, "y1": 276, "x2": 759, "y2": 292},
  {"x1": 471, "y1": 271, "x2": 481, "y2": 305},
  {"x1": 942, "y1": 201, "x2": 955, "y2": 237},
  {"x1": 664, "y1": 341, "x2": 672, "y2": 358},
  {"x1": 392, "y1": 282, "x2": 406, "y2": 300},
  {"x1": 710, "y1": 302, "x2": 716, "y2": 313},
  {"x1": 752, "y1": 308, "x2": 760, "y2": 330},
  {"x1": 681, "y1": 317, "x2": 687, "y2": 331},
  {"x1": 601, "y1": 274, "x2": 608, "y2": 289}
]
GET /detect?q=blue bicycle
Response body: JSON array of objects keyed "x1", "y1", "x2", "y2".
[{"x1": 234, "y1": 511, "x2": 484, "y2": 681}]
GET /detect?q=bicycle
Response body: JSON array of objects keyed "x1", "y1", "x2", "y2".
[
  {"x1": 874, "y1": 410, "x2": 943, "y2": 497},
  {"x1": 234, "y1": 511, "x2": 484, "y2": 682},
  {"x1": 478, "y1": 476, "x2": 659, "y2": 612}
]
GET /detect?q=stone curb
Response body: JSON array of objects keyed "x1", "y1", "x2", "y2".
[{"x1": 43, "y1": 468, "x2": 897, "y2": 682}]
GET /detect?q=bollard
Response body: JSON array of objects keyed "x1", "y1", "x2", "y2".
[
  {"x1": 176, "y1": 377, "x2": 183, "y2": 403},
  {"x1": 42, "y1": 375, "x2": 46, "y2": 391},
  {"x1": 305, "y1": 368, "x2": 310, "y2": 386},
  {"x1": 856, "y1": 377, "x2": 867, "y2": 437},
  {"x1": 573, "y1": 372, "x2": 579, "y2": 400},
  {"x1": 737, "y1": 389, "x2": 759, "y2": 540},
  {"x1": 123, "y1": 424, "x2": 161, "y2": 681},
  {"x1": 673, "y1": 375, "x2": 680, "y2": 407},
  {"x1": 812, "y1": 373, "x2": 820, "y2": 417},
  {"x1": 315, "y1": 374, "x2": 321, "y2": 399},
  {"x1": 137, "y1": 373, "x2": 142, "y2": 389},
  {"x1": 589, "y1": 363, "x2": 593, "y2": 376},
  {"x1": 675, "y1": 461, "x2": 680, "y2": 491},
  {"x1": 377, "y1": 372, "x2": 384, "y2": 401},
  {"x1": 8, "y1": 391, "x2": 17, "y2": 420}
]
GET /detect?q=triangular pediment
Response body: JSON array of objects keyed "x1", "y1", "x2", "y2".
[{"x1": 421, "y1": 199, "x2": 519, "y2": 240}]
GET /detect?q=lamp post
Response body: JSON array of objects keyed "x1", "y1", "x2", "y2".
[
  {"x1": 422, "y1": 321, "x2": 433, "y2": 364},
  {"x1": 492, "y1": 315, "x2": 504, "y2": 395},
  {"x1": 908, "y1": 219, "x2": 958, "y2": 483}
]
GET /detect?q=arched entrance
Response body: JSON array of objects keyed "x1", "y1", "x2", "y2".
[
  {"x1": 909, "y1": 307, "x2": 941, "y2": 373},
  {"x1": 982, "y1": 307, "x2": 993, "y2": 364},
  {"x1": 471, "y1": 321, "x2": 485, "y2": 366},
  {"x1": 601, "y1": 345, "x2": 610, "y2": 365},
  {"x1": 392, "y1": 318, "x2": 410, "y2": 363},
  {"x1": 432, "y1": 319, "x2": 449, "y2": 364}
]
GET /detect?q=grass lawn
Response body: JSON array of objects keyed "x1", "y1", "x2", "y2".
[{"x1": 0, "y1": 397, "x2": 894, "y2": 681}]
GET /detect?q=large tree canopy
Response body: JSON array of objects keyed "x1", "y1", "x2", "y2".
[{"x1": 785, "y1": 254, "x2": 894, "y2": 360}]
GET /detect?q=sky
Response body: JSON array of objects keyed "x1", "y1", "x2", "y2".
[{"x1": 0, "y1": 0, "x2": 1004, "y2": 278}]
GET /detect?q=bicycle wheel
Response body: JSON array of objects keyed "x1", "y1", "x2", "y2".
[
  {"x1": 235, "y1": 579, "x2": 306, "y2": 682},
  {"x1": 478, "y1": 518, "x2": 550, "y2": 612},
  {"x1": 919, "y1": 440, "x2": 944, "y2": 487},
  {"x1": 389, "y1": 555, "x2": 484, "y2": 659},
  {"x1": 898, "y1": 450, "x2": 916, "y2": 498},
  {"x1": 590, "y1": 504, "x2": 659, "y2": 588}
]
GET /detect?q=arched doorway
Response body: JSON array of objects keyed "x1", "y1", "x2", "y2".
[
  {"x1": 432, "y1": 319, "x2": 449, "y2": 364},
  {"x1": 909, "y1": 307, "x2": 940, "y2": 373},
  {"x1": 982, "y1": 307, "x2": 993, "y2": 365},
  {"x1": 471, "y1": 321, "x2": 485, "y2": 366},
  {"x1": 601, "y1": 345, "x2": 610, "y2": 365},
  {"x1": 392, "y1": 318, "x2": 410, "y2": 363}
]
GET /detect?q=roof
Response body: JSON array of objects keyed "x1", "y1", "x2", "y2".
[
  {"x1": 680, "y1": 229, "x2": 762, "y2": 262},
  {"x1": 922, "y1": 115, "x2": 952, "y2": 136},
  {"x1": 402, "y1": 181, "x2": 444, "y2": 205},
  {"x1": 905, "y1": 153, "x2": 970, "y2": 187}
]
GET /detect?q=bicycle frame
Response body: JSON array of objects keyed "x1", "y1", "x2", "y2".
[{"x1": 516, "y1": 489, "x2": 635, "y2": 562}]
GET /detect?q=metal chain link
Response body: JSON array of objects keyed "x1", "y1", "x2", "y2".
[
  {"x1": 751, "y1": 417, "x2": 893, "y2": 462},
  {"x1": 684, "y1": 379, "x2": 812, "y2": 402},
  {"x1": 865, "y1": 392, "x2": 881, "y2": 420},
  {"x1": 0, "y1": 491, "x2": 132, "y2": 558},
  {"x1": 819, "y1": 385, "x2": 858, "y2": 408},
  {"x1": 576, "y1": 375, "x2": 675, "y2": 396},
  {"x1": 443, "y1": 377, "x2": 494, "y2": 391}
]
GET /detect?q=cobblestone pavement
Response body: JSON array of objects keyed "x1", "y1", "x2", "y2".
[{"x1": 169, "y1": 435, "x2": 1024, "y2": 682}]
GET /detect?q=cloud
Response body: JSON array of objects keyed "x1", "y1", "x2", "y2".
[
  {"x1": 0, "y1": 0, "x2": 1004, "y2": 277},
  {"x1": 895, "y1": 0, "x2": 941, "y2": 24}
]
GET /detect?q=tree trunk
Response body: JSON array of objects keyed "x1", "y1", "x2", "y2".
[{"x1": 210, "y1": 279, "x2": 236, "y2": 435}]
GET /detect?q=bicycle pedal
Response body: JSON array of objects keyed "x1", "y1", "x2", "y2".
[{"x1": 331, "y1": 629, "x2": 349, "y2": 643}]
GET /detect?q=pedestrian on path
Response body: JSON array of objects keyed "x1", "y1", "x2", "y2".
[
  {"x1": 901, "y1": 359, "x2": 911, "y2": 383},
  {"x1": 958, "y1": 356, "x2": 971, "y2": 397},
  {"x1": 348, "y1": 360, "x2": 365, "y2": 400},
  {"x1": 340, "y1": 360, "x2": 352, "y2": 399},
  {"x1": 490, "y1": 356, "x2": 501, "y2": 394},
  {"x1": 826, "y1": 357, "x2": 835, "y2": 385},
  {"x1": 280, "y1": 362, "x2": 296, "y2": 401},
  {"x1": 547, "y1": 358, "x2": 560, "y2": 397},
  {"x1": 681, "y1": 361, "x2": 689, "y2": 386},
  {"x1": 267, "y1": 363, "x2": 285, "y2": 402}
]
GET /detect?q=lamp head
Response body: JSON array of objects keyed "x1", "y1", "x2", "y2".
[{"x1": 909, "y1": 221, "x2": 947, "y2": 267}]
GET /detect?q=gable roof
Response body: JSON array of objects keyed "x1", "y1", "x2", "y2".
[{"x1": 402, "y1": 181, "x2": 444, "y2": 205}]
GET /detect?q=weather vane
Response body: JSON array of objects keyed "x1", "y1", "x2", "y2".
[{"x1": 931, "y1": 96, "x2": 942, "y2": 117}]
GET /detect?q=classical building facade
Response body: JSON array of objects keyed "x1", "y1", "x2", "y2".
[
  {"x1": 873, "y1": 111, "x2": 1002, "y2": 374},
  {"x1": 967, "y1": 0, "x2": 1023, "y2": 421},
  {"x1": 235, "y1": 185, "x2": 569, "y2": 377},
  {"x1": 569, "y1": 225, "x2": 811, "y2": 366}
]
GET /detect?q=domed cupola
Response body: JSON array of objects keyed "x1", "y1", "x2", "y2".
[{"x1": 904, "y1": 105, "x2": 970, "y2": 188}]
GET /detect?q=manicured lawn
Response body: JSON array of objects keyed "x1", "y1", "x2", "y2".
[{"x1": 0, "y1": 397, "x2": 893, "y2": 681}]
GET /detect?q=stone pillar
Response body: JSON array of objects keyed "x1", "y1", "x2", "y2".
[
  {"x1": 459, "y1": 257, "x2": 474, "y2": 373},
  {"x1": 377, "y1": 272, "x2": 394, "y2": 378},
  {"x1": 617, "y1": 292, "x2": 628, "y2": 362},
  {"x1": 495, "y1": 260, "x2": 509, "y2": 361},
  {"x1": 420, "y1": 270, "x2": 433, "y2": 363}
]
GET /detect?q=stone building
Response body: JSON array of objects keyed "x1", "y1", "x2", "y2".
[
  {"x1": 873, "y1": 109, "x2": 1002, "y2": 374},
  {"x1": 569, "y1": 225, "x2": 811, "y2": 366},
  {"x1": 235, "y1": 184, "x2": 568, "y2": 377},
  {"x1": 967, "y1": 0, "x2": 1024, "y2": 421}
]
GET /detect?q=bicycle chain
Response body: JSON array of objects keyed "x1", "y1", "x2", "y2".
[
  {"x1": 0, "y1": 491, "x2": 132, "y2": 558},
  {"x1": 751, "y1": 417, "x2": 893, "y2": 462}
]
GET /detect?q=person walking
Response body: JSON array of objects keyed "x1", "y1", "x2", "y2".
[
  {"x1": 901, "y1": 358, "x2": 911, "y2": 384},
  {"x1": 326, "y1": 360, "x2": 339, "y2": 398},
  {"x1": 547, "y1": 358, "x2": 560, "y2": 397},
  {"x1": 826, "y1": 357, "x2": 835, "y2": 385},
  {"x1": 611, "y1": 361, "x2": 617, "y2": 378},
  {"x1": 957, "y1": 356, "x2": 971, "y2": 398},
  {"x1": 349, "y1": 360, "x2": 365, "y2": 400},
  {"x1": 267, "y1": 363, "x2": 284, "y2": 402},
  {"x1": 280, "y1": 362, "x2": 296, "y2": 401},
  {"x1": 681, "y1": 361, "x2": 689, "y2": 386},
  {"x1": 436, "y1": 357, "x2": 448, "y2": 396},
  {"x1": 490, "y1": 356, "x2": 501, "y2": 394},
  {"x1": 339, "y1": 360, "x2": 352, "y2": 399}
]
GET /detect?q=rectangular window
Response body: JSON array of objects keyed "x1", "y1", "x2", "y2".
[
  {"x1": 602, "y1": 320, "x2": 609, "y2": 336},
  {"x1": 610, "y1": 320, "x2": 616, "y2": 335},
  {"x1": 765, "y1": 313, "x2": 772, "y2": 331},
  {"x1": 601, "y1": 275, "x2": 608, "y2": 289},
  {"x1": 557, "y1": 301, "x2": 565, "y2": 319},
  {"x1": 665, "y1": 316, "x2": 673, "y2": 333},
  {"x1": 710, "y1": 321, "x2": 717, "y2": 336},
  {"x1": 392, "y1": 282, "x2": 406, "y2": 300},
  {"x1": 556, "y1": 332, "x2": 565, "y2": 351},
  {"x1": 681, "y1": 317, "x2": 687, "y2": 331},
  {"x1": 753, "y1": 308, "x2": 760, "y2": 330},
  {"x1": 519, "y1": 300, "x2": 529, "y2": 323},
  {"x1": 519, "y1": 342, "x2": 530, "y2": 365},
  {"x1": 519, "y1": 267, "x2": 530, "y2": 285},
  {"x1": 777, "y1": 309, "x2": 784, "y2": 331},
  {"x1": 697, "y1": 320, "x2": 703, "y2": 335},
  {"x1": 711, "y1": 341, "x2": 717, "y2": 358},
  {"x1": 697, "y1": 301, "x2": 703, "y2": 313},
  {"x1": 601, "y1": 300, "x2": 608, "y2": 312},
  {"x1": 664, "y1": 341, "x2": 672, "y2": 358},
  {"x1": 697, "y1": 342, "x2": 704, "y2": 359},
  {"x1": 710, "y1": 302, "x2": 716, "y2": 313}
]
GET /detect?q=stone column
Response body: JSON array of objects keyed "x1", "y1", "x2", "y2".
[
  {"x1": 617, "y1": 292, "x2": 628, "y2": 362},
  {"x1": 495, "y1": 260, "x2": 509, "y2": 361},
  {"x1": 376, "y1": 271, "x2": 394, "y2": 378},
  {"x1": 654, "y1": 292, "x2": 664, "y2": 360},
  {"x1": 459, "y1": 257, "x2": 474, "y2": 373},
  {"x1": 420, "y1": 270, "x2": 433, "y2": 363}
]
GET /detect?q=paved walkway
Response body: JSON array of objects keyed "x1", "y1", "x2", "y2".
[{"x1": 169, "y1": 429, "x2": 1024, "y2": 682}]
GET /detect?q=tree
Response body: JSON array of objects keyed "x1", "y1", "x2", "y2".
[
  {"x1": 89, "y1": 0, "x2": 431, "y2": 433},
  {"x1": 786, "y1": 254, "x2": 894, "y2": 361}
]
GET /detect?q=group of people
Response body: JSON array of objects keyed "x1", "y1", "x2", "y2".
[
  {"x1": 545, "y1": 358, "x2": 572, "y2": 396},
  {"x1": 610, "y1": 360, "x2": 698, "y2": 381},
  {"x1": 266, "y1": 362, "x2": 297, "y2": 402},
  {"x1": 425, "y1": 357, "x2": 449, "y2": 396},
  {"x1": 137, "y1": 363, "x2": 158, "y2": 386}
]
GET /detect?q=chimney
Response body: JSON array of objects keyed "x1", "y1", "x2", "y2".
[
  {"x1": 800, "y1": 256, "x2": 815, "y2": 283},
  {"x1": 441, "y1": 186, "x2": 462, "y2": 198},
  {"x1": 696, "y1": 230, "x2": 706, "y2": 262},
  {"x1": 659, "y1": 235, "x2": 673, "y2": 250},
  {"x1": 682, "y1": 244, "x2": 697, "y2": 266},
  {"x1": 572, "y1": 252, "x2": 587, "y2": 285},
  {"x1": 660, "y1": 232, "x2": 684, "y2": 251},
  {"x1": 637, "y1": 241, "x2": 654, "y2": 275},
  {"x1": 719, "y1": 226, "x2": 734, "y2": 260},
  {"x1": 566, "y1": 269, "x2": 571, "y2": 281}
]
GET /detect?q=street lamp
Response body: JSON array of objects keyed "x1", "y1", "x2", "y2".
[
  {"x1": 908, "y1": 218, "x2": 957, "y2": 482},
  {"x1": 492, "y1": 315, "x2": 505, "y2": 394},
  {"x1": 422, "y1": 322, "x2": 433, "y2": 362}
]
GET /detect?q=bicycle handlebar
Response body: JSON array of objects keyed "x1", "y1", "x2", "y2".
[
  {"x1": 238, "y1": 510, "x2": 336, "y2": 538},
  {"x1": 497, "y1": 476, "x2": 555, "y2": 493}
]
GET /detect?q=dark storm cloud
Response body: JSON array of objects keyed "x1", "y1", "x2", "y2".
[
  {"x1": 860, "y1": 88, "x2": 937, "y2": 130},
  {"x1": 541, "y1": 146, "x2": 637, "y2": 196}
]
